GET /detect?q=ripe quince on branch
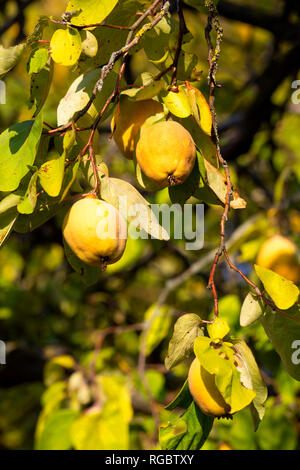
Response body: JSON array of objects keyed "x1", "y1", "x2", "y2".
[
  {"x1": 63, "y1": 196, "x2": 127, "y2": 269},
  {"x1": 111, "y1": 97, "x2": 163, "y2": 160},
  {"x1": 256, "y1": 234, "x2": 300, "y2": 284},
  {"x1": 136, "y1": 120, "x2": 196, "y2": 188}
]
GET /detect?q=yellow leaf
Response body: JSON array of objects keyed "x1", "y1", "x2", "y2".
[
  {"x1": 207, "y1": 317, "x2": 230, "y2": 339},
  {"x1": 204, "y1": 159, "x2": 247, "y2": 209},
  {"x1": 50, "y1": 28, "x2": 82, "y2": 66},
  {"x1": 162, "y1": 86, "x2": 191, "y2": 118},
  {"x1": 50, "y1": 355, "x2": 75, "y2": 369},
  {"x1": 186, "y1": 83, "x2": 212, "y2": 136},
  {"x1": 39, "y1": 152, "x2": 65, "y2": 197},
  {"x1": 65, "y1": 0, "x2": 118, "y2": 28},
  {"x1": 254, "y1": 264, "x2": 299, "y2": 310}
]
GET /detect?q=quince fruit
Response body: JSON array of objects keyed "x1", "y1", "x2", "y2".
[
  {"x1": 63, "y1": 196, "x2": 127, "y2": 268},
  {"x1": 111, "y1": 98, "x2": 163, "y2": 159},
  {"x1": 256, "y1": 234, "x2": 300, "y2": 284},
  {"x1": 136, "y1": 121, "x2": 196, "y2": 188},
  {"x1": 188, "y1": 357, "x2": 231, "y2": 417}
]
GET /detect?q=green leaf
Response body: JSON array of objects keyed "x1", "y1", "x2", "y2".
[
  {"x1": 17, "y1": 172, "x2": 38, "y2": 214},
  {"x1": 160, "y1": 401, "x2": 214, "y2": 450},
  {"x1": 71, "y1": 412, "x2": 102, "y2": 450},
  {"x1": 233, "y1": 339, "x2": 268, "y2": 428},
  {"x1": 106, "y1": 233, "x2": 144, "y2": 274},
  {"x1": 41, "y1": 381, "x2": 67, "y2": 412},
  {"x1": 57, "y1": 69, "x2": 117, "y2": 126},
  {"x1": 0, "y1": 208, "x2": 18, "y2": 247},
  {"x1": 50, "y1": 28, "x2": 82, "y2": 66},
  {"x1": 60, "y1": 159, "x2": 80, "y2": 202},
  {"x1": 168, "y1": 150, "x2": 203, "y2": 204},
  {"x1": 121, "y1": 72, "x2": 166, "y2": 102},
  {"x1": 84, "y1": 3, "x2": 136, "y2": 69},
  {"x1": 0, "y1": 112, "x2": 43, "y2": 192},
  {"x1": 100, "y1": 375, "x2": 133, "y2": 423},
  {"x1": 212, "y1": 294, "x2": 241, "y2": 332},
  {"x1": 204, "y1": 159, "x2": 247, "y2": 209},
  {"x1": 182, "y1": 116, "x2": 218, "y2": 166},
  {"x1": 14, "y1": 194, "x2": 69, "y2": 234},
  {"x1": 122, "y1": 79, "x2": 166, "y2": 102},
  {"x1": 65, "y1": 0, "x2": 118, "y2": 27},
  {"x1": 38, "y1": 152, "x2": 65, "y2": 197},
  {"x1": 146, "y1": 369, "x2": 166, "y2": 402},
  {"x1": 194, "y1": 185, "x2": 223, "y2": 206},
  {"x1": 176, "y1": 51, "x2": 198, "y2": 81},
  {"x1": 261, "y1": 304, "x2": 300, "y2": 380},
  {"x1": 142, "y1": 303, "x2": 173, "y2": 356},
  {"x1": 63, "y1": 127, "x2": 77, "y2": 152},
  {"x1": 142, "y1": 16, "x2": 171, "y2": 63},
  {"x1": 165, "y1": 313, "x2": 203, "y2": 370},
  {"x1": 240, "y1": 292, "x2": 265, "y2": 327},
  {"x1": 254, "y1": 264, "x2": 299, "y2": 310},
  {"x1": 29, "y1": 60, "x2": 54, "y2": 116},
  {"x1": 165, "y1": 380, "x2": 193, "y2": 411},
  {"x1": 27, "y1": 48, "x2": 49, "y2": 74},
  {"x1": 71, "y1": 376, "x2": 132, "y2": 450},
  {"x1": 63, "y1": 238, "x2": 101, "y2": 286},
  {"x1": 0, "y1": 43, "x2": 26, "y2": 79},
  {"x1": 27, "y1": 16, "x2": 49, "y2": 46},
  {"x1": 255, "y1": 400, "x2": 297, "y2": 450},
  {"x1": 36, "y1": 409, "x2": 79, "y2": 450}
]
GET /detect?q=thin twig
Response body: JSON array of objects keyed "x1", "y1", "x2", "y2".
[
  {"x1": 170, "y1": 0, "x2": 188, "y2": 88},
  {"x1": 44, "y1": 1, "x2": 170, "y2": 137}
]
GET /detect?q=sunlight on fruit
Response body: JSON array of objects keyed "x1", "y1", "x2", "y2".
[
  {"x1": 188, "y1": 357, "x2": 231, "y2": 417},
  {"x1": 256, "y1": 234, "x2": 300, "y2": 284},
  {"x1": 111, "y1": 98, "x2": 163, "y2": 159},
  {"x1": 136, "y1": 120, "x2": 196, "y2": 188},
  {"x1": 63, "y1": 197, "x2": 127, "y2": 267}
]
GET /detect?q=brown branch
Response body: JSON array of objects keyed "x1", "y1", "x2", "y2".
[
  {"x1": 204, "y1": 0, "x2": 233, "y2": 319},
  {"x1": 44, "y1": 1, "x2": 169, "y2": 137},
  {"x1": 49, "y1": 18, "x2": 132, "y2": 30},
  {"x1": 170, "y1": 0, "x2": 188, "y2": 88},
  {"x1": 204, "y1": 1, "x2": 293, "y2": 322}
]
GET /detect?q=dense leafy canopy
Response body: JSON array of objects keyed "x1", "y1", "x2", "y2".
[{"x1": 0, "y1": 0, "x2": 299, "y2": 451}]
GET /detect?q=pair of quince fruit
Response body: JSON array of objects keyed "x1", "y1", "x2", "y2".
[{"x1": 63, "y1": 97, "x2": 197, "y2": 268}]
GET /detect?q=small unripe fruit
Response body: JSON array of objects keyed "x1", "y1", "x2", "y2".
[
  {"x1": 256, "y1": 234, "x2": 300, "y2": 284},
  {"x1": 63, "y1": 197, "x2": 127, "y2": 268},
  {"x1": 111, "y1": 98, "x2": 164, "y2": 160},
  {"x1": 136, "y1": 121, "x2": 196, "y2": 188},
  {"x1": 188, "y1": 357, "x2": 231, "y2": 417}
]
